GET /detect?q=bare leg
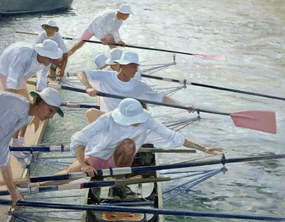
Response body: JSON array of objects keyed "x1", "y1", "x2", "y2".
[
  {"x1": 85, "y1": 108, "x2": 105, "y2": 123},
  {"x1": 113, "y1": 139, "x2": 136, "y2": 167}
]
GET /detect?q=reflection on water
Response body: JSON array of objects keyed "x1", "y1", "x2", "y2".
[{"x1": 1, "y1": 0, "x2": 285, "y2": 221}]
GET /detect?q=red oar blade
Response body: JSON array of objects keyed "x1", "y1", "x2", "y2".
[
  {"x1": 230, "y1": 111, "x2": 276, "y2": 134},
  {"x1": 193, "y1": 54, "x2": 226, "y2": 60}
]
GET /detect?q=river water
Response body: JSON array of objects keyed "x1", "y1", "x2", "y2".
[{"x1": 0, "y1": 0, "x2": 284, "y2": 221}]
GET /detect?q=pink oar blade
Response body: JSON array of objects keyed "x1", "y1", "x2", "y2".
[
  {"x1": 230, "y1": 111, "x2": 276, "y2": 134},
  {"x1": 193, "y1": 54, "x2": 226, "y2": 60}
]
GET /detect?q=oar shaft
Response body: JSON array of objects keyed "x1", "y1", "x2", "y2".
[
  {"x1": 97, "y1": 154, "x2": 285, "y2": 177},
  {"x1": 0, "y1": 199, "x2": 283, "y2": 221},
  {"x1": 191, "y1": 82, "x2": 285, "y2": 101},
  {"x1": 16, "y1": 31, "x2": 224, "y2": 59},
  {"x1": 141, "y1": 74, "x2": 183, "y2": 84},
  {"x1": 30, "y1": 172, "x2": 87, "y2": 183},
  {"x1": 60, "y1": 85, "x2": 190, "y2": 110},
  {"x1": 9, "y1": 145, "x2": 70, "y2": 152},
  {"x1": 62, "y1": 102, "x2": 100, "y2": 109},
  {"x1": 141, "y1": 74, "x2": 285, "y2": 101}
]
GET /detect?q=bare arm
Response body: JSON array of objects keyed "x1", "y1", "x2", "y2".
[
  {"x1": 163, "y1": 96, "x2": 180, "y2": 105},
  {"x1": 68, "y1": 40, "x2": 85, "y2": 56},
  {"x1": 1, "y1": 164, "x2": 22, "y2": 206},
  {"x1": 163, "y1": 96, "x2": 195, "y2": 112},
  {"x1": 76, "y1": 71, "x2": 92, "y2": 89},
  {"x1": 183, "y1": 139, "x2": 224, "y2": 154},
  {"x1": 74, "y1": 145, "x2": 96, "y2": 177},
  {"x1": 76, "y1": 71, "x2": 98, "y2": 97},
  {"x1": 58, "y1": 53, "x2": 68, "y2": 77}
]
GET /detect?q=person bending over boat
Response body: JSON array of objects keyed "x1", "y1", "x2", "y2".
[
  {"x1": 76, "y1": 51, "x2": 194, "y2": 123},
  {"x1": 51, "y1": 98, "x2": 222, "y2": 188},
  {"x1": 0, "y1": 39, "x2": 63, "y2": 147},
  {"x1": 0, "y1": 87, "x2": 64, "y2": 206},
  {"x1": 36, "y1": 20, "x2": 69, "y2": 78},
  {"x1": 68, "y1": 4, "x2": 133, "y2": 56}
]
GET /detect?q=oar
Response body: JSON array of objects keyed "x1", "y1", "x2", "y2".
[
  {"x1": 0, "y1": 177, "x2": 171, "y2": 196},
  {"x1": 9, "y1": 145, "x2": 196, "y2": 153},
  {"x1": 62, "y1": 101, "x2": 100, "y2": 109},
  {"x1": 0, "y1": 199, "x2": 283, "y2": 221},
  {"x1": 25, "y1": 81, "x2": 277, "y2": 134},
  {"x1": 28, "y1": 154, "x2": 285, "y2": 182},
  {"x1": 16, "y1": 31, "x2": 225, "y2": 60},
  {"x1": 140, "y1": 74, "x2": 285, "y2": 101},
  {"x1": 57, "y1": 84, "x2": 277, "y2": 134}
]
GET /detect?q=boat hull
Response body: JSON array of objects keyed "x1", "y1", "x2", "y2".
[
  {"x1": 88, "y1": 151, "x2": 163, "y2": 222},
  {"x1": 0, "y1": 0, "x2": 73, "y2": 15}
]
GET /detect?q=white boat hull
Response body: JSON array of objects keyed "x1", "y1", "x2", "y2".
[{"x1": 0, "y1": 0, "x2": 73, "y2": 15}]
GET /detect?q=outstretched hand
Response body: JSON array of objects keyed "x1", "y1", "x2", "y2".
[
  {"x1": 81, "y1": 165, "x2": 97, "y2": 177},
  {"x1": 117, "y1": 41, "x2": 126, "y2": 47},
  {"x1": 86, "y1": 88, "x2": 97, "y2": 97},
  {"x1": 10, "y1": 190, "x2": 22, "y2": 208},
  {"x1": 204, "y1": 147, "x2": 224, "y2": 155},
  {"x1": 187, "y1": 105, "x2": 196, "y2": 113}
]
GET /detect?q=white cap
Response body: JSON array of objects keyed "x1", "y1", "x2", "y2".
[
  {"x1": 112, "y1": 98, "x2": 151, "y2": 126},
  {"x1": 93, "y1": 53, "x2": 107, "y2": 69},
  {"x1": 35, "y1": 39, "x2": 63, "y2": 59},
  {"x1": 118, "y1": 4, "x2": 133, "y2": 14},
  {"x1": 29, "y1": 87, "x2": 64, "y2": 117},
  {"x1": 42, "y1": 20, "x2": 59, "y2": 31},
  {"x1": 106, "y1": 48, "x2": 123, "y2": 65},
  {"x1": 114, "y1": 51, "x2": 139, "y2": 65}
]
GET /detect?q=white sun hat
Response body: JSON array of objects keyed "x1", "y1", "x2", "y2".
[
  {"x1": 35, "y1": 39, "x2": 63, "y2": 59},
  {"x1": 114, "y1": 51, "x2": 139, "y2": 65},
  {"x1": 29, "y1": 87, "x2": 64, "y2": 117},
  {"x1": 42, "y1": 20, "x2": 59, "y2": 31},
  {"x1": 112, "y1": 98, "x2": 151, "y2": 126},
  {"x1": 118, "y1": 4, "x2": 133, "y2": 15},
  {"x1": 106, "y1": 48, "x2": 123, "y2": 65},
  {"x1": 93, "y1": 53, "x2": 108, "y2": 69}
]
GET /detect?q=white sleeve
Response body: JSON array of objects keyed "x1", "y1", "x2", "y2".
[
  {"x1": 69, "y1": 118, "x2": 104, "y2": 155},
  {"x1": 36, "y1": 66, "x2": 49, "y2": 91},
  {"x1": 91, "y1": 13, "x2": 107, "y2": 39},
  {"x1": 147, "y1": 119, "x2": 185, "y2": 149},
  {"x1": 6, "y1": 56, "x2": 27, "y2": 89},
  {"x1": 55, "y1": 34, "x2": 68, "y2": 53},
  {"x1": 140, "y1": 82, "x2": 165, "y2": 102},
  {"x1": 0, "y1": 111, "x2": 21, "y2": 167},
  {"x1": 35, "y1": 32, "x2": 46, "y2": 44},
  {"x1": 111, "y1": 29, "x2": 121, "y2": 43}
]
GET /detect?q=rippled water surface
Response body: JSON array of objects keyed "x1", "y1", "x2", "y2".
[{"x1": 1, "y1": 0, "x2": 284, "y2": 221}]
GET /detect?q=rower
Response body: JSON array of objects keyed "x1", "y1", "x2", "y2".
[
  {"x1": 68, "y1": 4, "x2": 133, "y2": 56},
  {"x1": 0, "y1": 87, "x2": 64, "y2": 206},
  {"x1": 43, "y1": 98, "x2": 223, "y2": 198},
  {"x1": 76, "y1": 51, "x2": 194, "y2": 123},
  {"x1": 0, "y1": 39, "x2": 63, "y2": 147},
  {"x1": 36, "y1": 20, "x2": 69, "y2": 78}
]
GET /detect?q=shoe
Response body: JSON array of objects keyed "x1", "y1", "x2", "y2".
[{"x1": 108, "y1": 186, "x2": 136, "y2": 199}]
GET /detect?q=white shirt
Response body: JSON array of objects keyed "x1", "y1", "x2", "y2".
[
  {"x1": 35, "y1": 32, "x2": 68, "y2": 91},
  {"x1": 36, "y1": 31, "x2": 67, "y2": 53},
  {"x1": 0, "y1": 42, "x2": 46, "y2": 90},
  {"x1": 85, "y1": 10, "x2": 123, "y2": 42},
  {"x1": 0, "y1": 92, "x2": 30, "y2": 167},
  {"x1": 70, "y1": 113, "x2": 185, "y2": 160},
  {"x1": 85, "y1": 70, "x2": 165, "y2": 112}
]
